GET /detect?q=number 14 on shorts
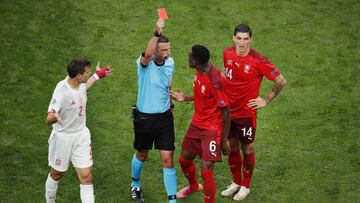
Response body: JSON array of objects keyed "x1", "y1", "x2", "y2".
[{"x1": 242, "y1": 127, "x2": 253, "y2": 140}]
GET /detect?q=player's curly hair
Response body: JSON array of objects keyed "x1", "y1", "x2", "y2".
[
  {"x1": 191, "y1": 45, "x2": 210, "y2": 65},
  {"x1": 67, "y1": 58, "x2": 91, "y2": 78},
  {"x1": 233, "y1": 24, "x2": 252, "y2": 37}
]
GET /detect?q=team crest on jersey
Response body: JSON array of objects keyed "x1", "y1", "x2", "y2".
[
  {"x1": 201, "y1": 85, "x2": 206, "y2": 94},
  {"x1": 244, "y1": 64, "x2": 251, "y2": 73},
  {"x1": 227, "y1": 60, "x2": 232, "y2": 65}
]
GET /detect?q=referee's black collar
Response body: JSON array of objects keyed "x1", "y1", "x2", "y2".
[{"x1": 154, "y1": 59, "x2": 165, "y2": 66}]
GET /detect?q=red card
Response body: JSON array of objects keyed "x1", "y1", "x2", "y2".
[{"x1": 157, "y1": 8, "x2": 168, "y2": 20}]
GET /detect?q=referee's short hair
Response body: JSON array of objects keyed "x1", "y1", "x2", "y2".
[{"x1": 157, "y1": 35, "x2": 169, "y2": 44}]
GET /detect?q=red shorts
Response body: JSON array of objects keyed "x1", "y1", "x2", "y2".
[
  {"x1": 181, "y1": 124, "x2": 222, "y2": 161},
  {"x1": 229, "y1": 118, "x2": 256, "y2": 144}
]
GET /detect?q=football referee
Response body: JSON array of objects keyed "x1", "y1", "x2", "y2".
[{"x1": 129, "y1": 18, "x2": 176, "y2": 203}]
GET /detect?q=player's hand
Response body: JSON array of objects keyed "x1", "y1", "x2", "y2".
[
  {"x1": 95, "y1": 61, "x2": 112, "y2": 79},
  {"x1": 156, "y1": 18, "x2": 165, "y2": 34},
  {"x1": 49, "y1": 108, "x2": 62, "y2": 125},
  {"x1": 247, "y1": 96, "x2": 267, "y2": 109},
  {"x1": 221, "y1": 139, "x2": 231, "y2": 155},
  {"x1": 169, "y1": 89, "x2": 185, "y2": 102}
]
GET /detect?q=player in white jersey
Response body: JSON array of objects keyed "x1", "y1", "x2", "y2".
[{"x1": 45, "y1": 59, "x2": 112, "y2": 203}]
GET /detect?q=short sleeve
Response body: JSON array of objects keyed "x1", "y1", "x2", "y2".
[
  {"x1": 258, "y1": 57, "x2": 280, "y2": 80},
  {"x1": 48, "y1": 88, "x2": 63, "y2": 113},
  {"x1": 211, "y1": 72, "x2": 228, "y2": 108},
  {"x1": 223, "y1": 50, "x2": 227, "y2": 68},
  {"x1": 136, "y1": 53, "x2": 148, "y2": 70}
]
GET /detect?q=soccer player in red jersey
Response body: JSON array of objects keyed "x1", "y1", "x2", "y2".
[
  {"x1": 170, "y1": 45, "x2": 231, "y2": 203},
  {"x1": 221, "y1": 24, "x2": 286, "y2": 201}
]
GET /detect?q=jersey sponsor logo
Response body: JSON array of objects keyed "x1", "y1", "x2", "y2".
[
  {"x1": 211, "y1": 152, "x2": 217, "y2": 157},
  {"x1": 244, "y1": 64, "x2": 251, "y2": 73},
  {"x1": 218, "y1": 100, "x2": 225, "y2": 105},
  {"x1": 235, "y1": 62, "x2": 241, "y2": 68},
  {"x1": 70, "y1": 100, "x2": 76, "y2": 106},
  {"x1": 227, "y1": 60, "x2": 232, "y2": 65},
  {"x1": 201, "y1": 85, "x2": 206, "y2": 94}
]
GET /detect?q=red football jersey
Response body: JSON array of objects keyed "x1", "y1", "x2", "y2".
[
  {"x1": 191, "y1": 64, "x2": 228, "y2": 132},
  {"x1": 223, "y1": 46, "x2": 280, "y2": 126}
]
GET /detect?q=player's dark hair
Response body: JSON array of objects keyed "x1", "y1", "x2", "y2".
[
  {"x1": 67, "y1": 59, "x2": 91, "y2": 78},
  {"x1": 191, "y1": 45, "x2": 210, "y2": 65},
  {"x1": 157, "y1": 35, "x2": 169, "y2": 44},
  {"x1": 233, "y1": 24, "x2": 252, "y2": 37}
]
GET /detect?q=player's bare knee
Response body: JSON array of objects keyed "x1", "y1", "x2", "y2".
[
  {"x1": 79, "y1": 172, "x2": 93, "y2": 184},
  {"x1": 136, "y1": 150, "x2": 148, "y2": 161},
  {"x1": 161, "y1": 157, "x2": 174, "y2": 168},
  {"x1": 201, "y1": 161, "x2": 215, "y2": 170},
  {"x1": 162, "y1": 161, "x2": 174, "y2": 168},
  {"x1": 241, "y1": 144, "x2": 254, "y2": 155},
  {"x1": 181, "y1": 150, "x2": 196, "y2": 160},
  {"x1": 50, "y1": 169, "x2": 65, "y2": 181}
]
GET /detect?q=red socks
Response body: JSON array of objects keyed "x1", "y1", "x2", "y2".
[
  {"x1": 242, "y1": 152, "x2": 255, "y2": 188},
  {"x1": 228, "y1": 150, "x2": 243, "y2": 185},
  {"x1": 201, "y1": 168, "x2": 216, "y2": 203},
  {"x1": 179, "y1": 156, "x2": 199, "y2": 191},
  {"x1": 228, "y1": 150, "x2": 255, "y2": 188}
]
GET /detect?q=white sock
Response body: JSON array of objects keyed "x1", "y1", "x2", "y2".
[
  {"x1": 80, "y1": 184, "x2": 94, "y2": 203},
  {"x1": 45, "y1": 173, "x2": 59, "y2": 203}
]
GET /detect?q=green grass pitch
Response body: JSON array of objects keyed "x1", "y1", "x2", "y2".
[{"x1": 0, "y1": 0, "x2": 359, "y2": 202}]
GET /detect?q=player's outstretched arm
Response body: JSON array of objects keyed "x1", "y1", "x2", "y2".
[
  {"x1": 220, "y1": 106, "x2": 231, "y2": 155},
  {"x1": 170, "y1": 90, "x2": 193, "y2": 102},
  {"x1": 247, "y1": 73, "x2": 286, "y2": 109},
  {"x1": 140, "y1": 18, "x2": 165, "y2": 66},
  {"x1": 86, "y1": 61, "x2": 112, "y2": 91}
]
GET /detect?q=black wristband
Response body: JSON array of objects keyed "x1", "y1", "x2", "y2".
[{"x1": 153, "y1": 31, "x2": 161, "y2": 37}]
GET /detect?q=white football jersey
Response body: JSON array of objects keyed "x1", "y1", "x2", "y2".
[{"x1": 48, "y1": 77, "x2": 87, "y2": 133}]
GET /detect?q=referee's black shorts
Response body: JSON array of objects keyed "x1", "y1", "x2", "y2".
[{"x1": 133, "y1": 109, "x2": 175, "y2": 151}]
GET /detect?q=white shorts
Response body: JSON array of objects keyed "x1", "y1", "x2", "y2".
[{"x1": 48, "y1": 127, "x2": 93, "y2": 172}]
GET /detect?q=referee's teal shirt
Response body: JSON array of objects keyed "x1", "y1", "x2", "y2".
[{"x1": 136, "y1": 56, "x2": 175, "y2": 114}]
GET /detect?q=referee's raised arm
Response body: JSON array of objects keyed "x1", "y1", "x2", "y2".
[{"x1": 140, "y1": 19, "x2": 165, "y2": 66}]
